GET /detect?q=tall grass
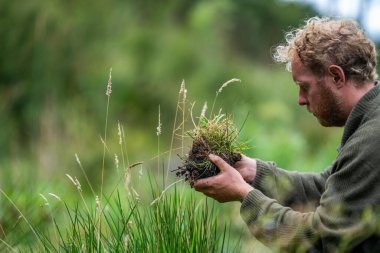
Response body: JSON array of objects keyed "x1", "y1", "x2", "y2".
[
  {"x1": 0, "y1": 75, "x2": 242, "y2": 252},
  {"x1": 25, "y1": 188, "x2": 239, "y2": 252}
]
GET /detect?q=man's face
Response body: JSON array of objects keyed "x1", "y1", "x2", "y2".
[{"x1": 291, "y1": 56, "x2": 347, "y2": 127}]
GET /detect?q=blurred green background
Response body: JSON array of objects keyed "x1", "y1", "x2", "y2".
[{"x1": 1, "y1": 0, "x2": 379, "y2": 251}]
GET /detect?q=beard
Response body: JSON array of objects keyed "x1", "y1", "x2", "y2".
[{"x1": 312, "y1": 83, "x2": 347, "y2": 127}]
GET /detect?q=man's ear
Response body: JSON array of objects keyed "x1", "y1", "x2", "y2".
[{"x1": 328, "y1": 65, "x2": 345, "y2": 88}]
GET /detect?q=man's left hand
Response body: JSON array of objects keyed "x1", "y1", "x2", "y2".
[{"x1": 193, "y1": 154, "x2": 254, "y2": 203}]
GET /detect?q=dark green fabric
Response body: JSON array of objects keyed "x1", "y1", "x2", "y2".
[{"x1": 241, "y1": 82, "x2": 380, "y2": 253}]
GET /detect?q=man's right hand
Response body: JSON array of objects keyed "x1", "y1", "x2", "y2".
[{"x1": 234, "y1": 155, "x2": 257, "y2": 185}]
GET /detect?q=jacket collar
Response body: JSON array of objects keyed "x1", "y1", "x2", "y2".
[{"x1": 338, "y1": 81, "x2": 380, "y2": 152}]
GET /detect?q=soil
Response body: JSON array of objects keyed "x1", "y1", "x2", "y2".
[{"x1": 175, "y1": 137, "x2": 242, "y2": 185}]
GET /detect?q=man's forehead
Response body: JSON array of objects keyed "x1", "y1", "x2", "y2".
[
  {"x1": 291, "y1": 55, "x2": 302, "y2": 68},
  {"x1": 291, "y1": 56, "x2": 303, "y2": 79}
]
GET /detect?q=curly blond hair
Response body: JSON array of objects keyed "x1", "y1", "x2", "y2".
[{"x1": 273, "y1": 17, "x2": 378, "y2": 86}]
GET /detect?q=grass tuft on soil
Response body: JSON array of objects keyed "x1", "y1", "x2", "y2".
[{"x1": 176, "y1": 113, "x2": 249, "y2": 183}]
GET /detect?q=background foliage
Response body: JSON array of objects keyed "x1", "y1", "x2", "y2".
[{"x1": 1, "y1": 0, "x2": 378, "y2": 251}]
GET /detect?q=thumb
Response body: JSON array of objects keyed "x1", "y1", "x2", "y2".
[{"x1": 208, "y1": 154, "x2": 230, "y2": 172}]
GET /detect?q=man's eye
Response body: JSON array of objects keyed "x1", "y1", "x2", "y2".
[{"x1": 300, "y1": 85, "x2": 309, "y2": 91}]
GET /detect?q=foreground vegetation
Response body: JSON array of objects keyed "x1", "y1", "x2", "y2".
[{"x1": 2, "y1": 189, "x2": 240, "y2": 252}]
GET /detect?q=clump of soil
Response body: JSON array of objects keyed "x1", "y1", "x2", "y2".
[{"x1": 175, "y1": 114, "x2": 247, "y2": 184}]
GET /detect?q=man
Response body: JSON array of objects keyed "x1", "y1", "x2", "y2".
[{"x1": 193, "y1": 17, "x2": 380, "y2": 252}]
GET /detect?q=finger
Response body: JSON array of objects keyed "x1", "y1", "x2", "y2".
[
  {"x1": 193, "y1": 178, "x2": 211, "y2": 190},
  {"x1": 208, "y1": 154, "x2": 230, "y2": 172}
]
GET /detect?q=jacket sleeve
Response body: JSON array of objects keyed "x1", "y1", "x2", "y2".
[
  {"x1": 252, "y1": 160, "x2": 331, "y2": 210},
  {"x1": 240, "y1": 129, "x2": 380, "y2": 252}
]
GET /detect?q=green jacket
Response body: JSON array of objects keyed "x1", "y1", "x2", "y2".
[{"x1": 241, "y1": 82, "x2": 380, "y2": 253}]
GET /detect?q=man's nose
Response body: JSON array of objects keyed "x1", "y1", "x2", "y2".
[{"x1": 298, "y1": 91, "x2": 307, "y2": 106}]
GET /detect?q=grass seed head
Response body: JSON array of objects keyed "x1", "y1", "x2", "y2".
[
  {"x1": 106, "y1": 68, "x2": 112, "y2": 96},
  {"x1": 114, "y1": 154, "x2": 119, "y2": 170},
  {"x1": 156, "y1": 105, "x2": 162, "y2": 136},
  {"x1": 217, "y1": 78, "x2": 241, "y2": 94},
  {"x1": 39, "y1": 193, "x2": 49, "y2": 206},
  {"x1": 118, "y1": 121, "x2": 122, "y2": 145},
  {"x1": 48, "y1": 193, "x2": 61, "y2": 201}
]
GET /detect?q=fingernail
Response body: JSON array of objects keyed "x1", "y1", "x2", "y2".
[{"x1": 208, "y1": 154, "x2": 216, "y2": 159}]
